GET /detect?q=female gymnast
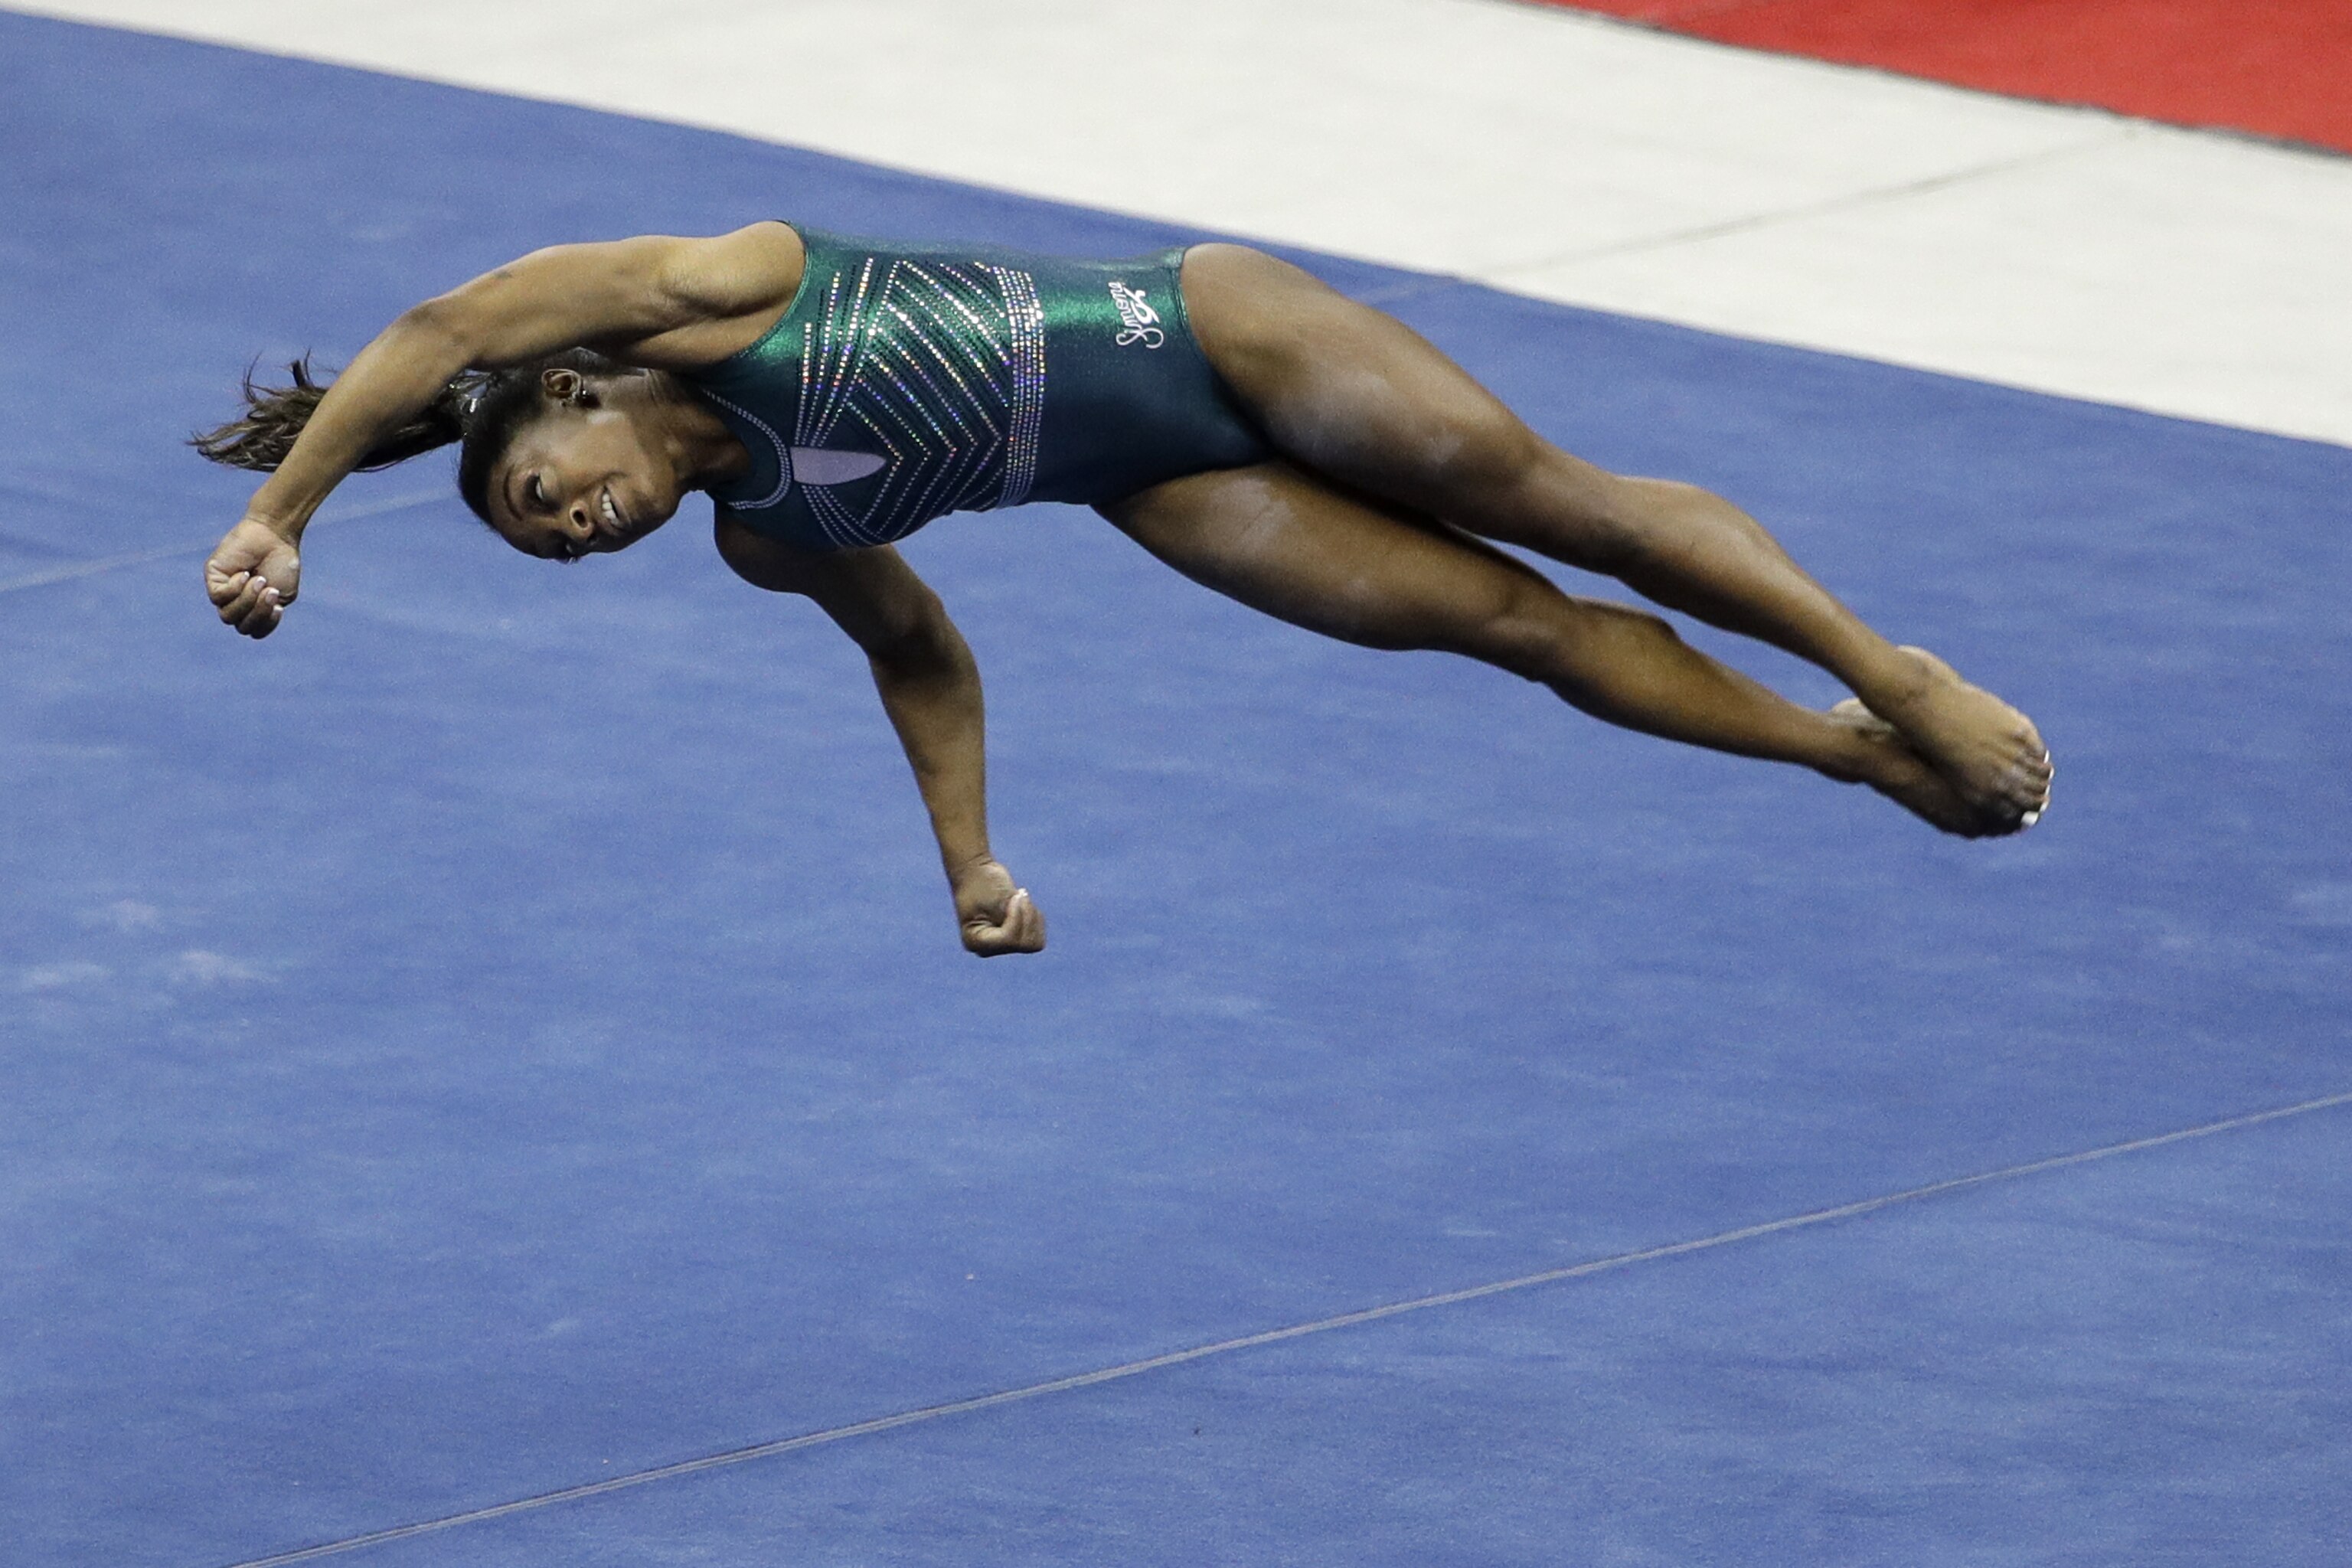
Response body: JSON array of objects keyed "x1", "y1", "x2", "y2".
[{"x1": 197, "y1": 223, "x2": 2051, "y2": 956}]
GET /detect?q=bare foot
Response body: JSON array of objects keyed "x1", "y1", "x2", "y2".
[
  {"x1": 1824, "y1": 699, "x2": 2000, "y2": 836},
  {"x1": 1867, "y1": 647, "x2": 2051, "y2": 831}
]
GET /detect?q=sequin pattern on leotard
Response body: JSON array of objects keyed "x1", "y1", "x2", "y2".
[
  {"x1": 688, "y1": 227, "x2": 1269, "y2": 552},
  {"x1": 774, "y1": 256, "x2": 1047, "y2": 550}
]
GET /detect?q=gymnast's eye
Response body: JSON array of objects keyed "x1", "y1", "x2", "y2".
[{"x1": 528, "y1": 475, "x2": 550, "y2": 510}]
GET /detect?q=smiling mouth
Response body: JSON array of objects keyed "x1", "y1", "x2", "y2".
[{"x1": 598, "y1": 487, "x2": 626, "y2": 539}]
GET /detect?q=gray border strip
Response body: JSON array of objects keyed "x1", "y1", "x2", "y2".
[{"x1": 219, "y1": 1086, "x2": 2352, "y2": 1567}]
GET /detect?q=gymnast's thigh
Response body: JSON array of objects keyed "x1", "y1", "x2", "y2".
[
  {"x1": 1178, "y1": 244, "x2": 1602, "y2": 527},
  {"x1": 1096, "y1": 460, "x2": 1564, "y2": 661}
]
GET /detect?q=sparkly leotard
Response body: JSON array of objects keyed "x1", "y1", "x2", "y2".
[{"x1": 681, "y1": 226, "x2": 1270, "y2": 552}]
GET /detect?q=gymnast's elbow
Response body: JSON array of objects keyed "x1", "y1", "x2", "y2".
[
  {"x1": 376, "y1": 296, "x2": 481, "y2": 371},
  {"x1": 865, "y1": 598, "x2": 973, "y2": 683}
]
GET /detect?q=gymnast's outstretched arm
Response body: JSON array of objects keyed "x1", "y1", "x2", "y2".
[
  {"x1": 714, "y1": 515, "x2": 1045, "y2": 958},
  {"x1": 204, "y1": 224, "x2": 802, "y2": 636}
]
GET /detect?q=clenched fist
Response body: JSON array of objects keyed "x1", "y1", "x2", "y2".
[{"x1": 204, "y1": 517, "x2": 303, "y2": 639}]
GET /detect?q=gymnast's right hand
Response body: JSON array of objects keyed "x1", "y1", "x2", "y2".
[
  {"x1": 954, "y1": 858, "x2": 1047, "y2": 957},
  {"x1": 205, "y1": 516, "x2": 302, "y2": 639}
]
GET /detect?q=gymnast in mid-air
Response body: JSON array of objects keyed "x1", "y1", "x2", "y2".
[{"x1": 198, "y1": 223, "x2": 2051, "y2": 956}]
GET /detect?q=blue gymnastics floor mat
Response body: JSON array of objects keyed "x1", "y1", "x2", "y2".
[{"x1": 4, "y1": 11, "x2": 2348, "y2": 1565}]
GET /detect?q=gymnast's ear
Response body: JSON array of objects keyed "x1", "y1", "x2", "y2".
[{"x1": 537, "y1": 366, "x2": 600, "y2": 409}]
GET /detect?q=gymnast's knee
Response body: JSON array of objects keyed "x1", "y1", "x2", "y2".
[
  {"x1": 1449, "y1": 435, "x2": 1644, "y2": 567},
  {"x1": 1580, "y1": 475, "x2": 1726, "y2": 564},
  {"x1": 1434, "y1": 417, "x2": 1548, "y2": 511},
  {"x1": 1457, "y1": 577, "x2": 1586, "y2": 681}
]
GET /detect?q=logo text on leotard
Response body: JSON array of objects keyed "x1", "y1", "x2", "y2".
[{"x1": 1107, "y1": 281, "x2": 1166, "y2": 349}]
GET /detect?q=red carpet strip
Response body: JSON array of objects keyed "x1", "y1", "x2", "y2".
[{"x1": 1544, "y1": 1, "x2": 2352, "y2": 153}]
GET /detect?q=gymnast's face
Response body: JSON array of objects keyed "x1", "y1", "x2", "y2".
[{"x1": 487, "y1": 370, "x2": 684, "y2": 562}]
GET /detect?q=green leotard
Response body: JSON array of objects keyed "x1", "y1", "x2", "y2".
[{"x1": 681, "y1": 225, "x2": 1270, "y2": 552}]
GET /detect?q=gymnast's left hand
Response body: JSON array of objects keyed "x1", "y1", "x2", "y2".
[
  {"x1": 205, "y1": 517, "x2": 302, "y2": 639},
  {"x1": 954, "y1": 859, "x2": 1047, "y2": 957}
]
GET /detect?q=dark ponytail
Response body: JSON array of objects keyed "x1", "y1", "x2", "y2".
[
  {"x1": 191, "y1": 348, "x2": 622, "y2": 524},
  {"x1": 191, "y1": 355, "x2": 479, "y2": 473}
]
